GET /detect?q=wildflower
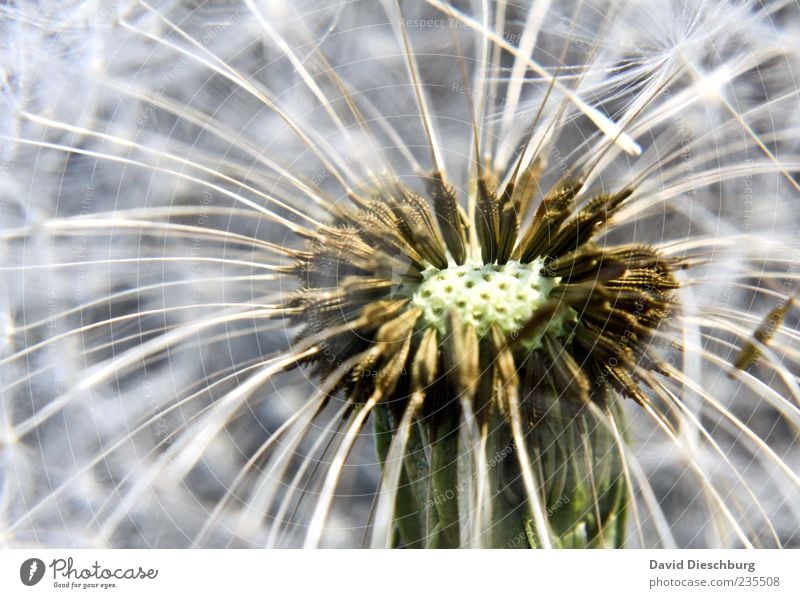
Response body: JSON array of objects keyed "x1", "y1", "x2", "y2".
[{"x1": 0, "y1": 0, "x2": 798, "y2": 549}]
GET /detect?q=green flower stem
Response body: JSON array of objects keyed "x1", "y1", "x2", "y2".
[
  {"x1": 427, "y1": 414, "x2": 461, "y2": 548},
  {"x1": 374, "y1": 397, "x2": 629, "y2": 548},
  {"x1": 523, "y1": 397, "x2": 629, "y2": 548},
  {"x1": 374, "y1": 405, "x2": 426, "y2": 548}
]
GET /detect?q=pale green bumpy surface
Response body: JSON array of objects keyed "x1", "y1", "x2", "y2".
[{"x1": 410, "y1": 259, "x2": 560, "y2": 338}]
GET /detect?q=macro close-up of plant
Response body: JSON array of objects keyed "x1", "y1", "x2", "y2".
[{"x1": 1, "y1": 0, "x2": 799, "y2": 549}]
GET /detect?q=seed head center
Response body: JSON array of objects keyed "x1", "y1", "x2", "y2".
[{"x1": 410, "y1": 259, "x2": 557, "y2": 337}]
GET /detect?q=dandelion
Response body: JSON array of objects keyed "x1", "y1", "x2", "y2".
[{"x1": 0, "y1": 0, "x2": 799, "y2": 549}]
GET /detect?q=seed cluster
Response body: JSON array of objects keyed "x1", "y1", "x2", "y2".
[{"x1": 411, "y1": 260, "x2": 558, "y2": 337}]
